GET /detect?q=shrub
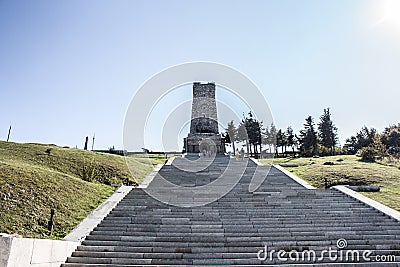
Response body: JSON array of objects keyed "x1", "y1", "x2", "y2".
[
  {"x1": 359, "y1": 135, "x2": 387, "y2": 162},
  {"x1": 360, "y1": 146, "x2": 377, "y2": 162},
  {"x1": 45, "y1": 148, "x2": 52, "y2": 155},
  {"x1": 79, "y1": 158, "x2": 99, "y2": 182}
]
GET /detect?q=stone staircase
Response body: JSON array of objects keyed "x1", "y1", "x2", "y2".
[{"x1": 63, "y1": 156, "x2": 400, "y2": 266}]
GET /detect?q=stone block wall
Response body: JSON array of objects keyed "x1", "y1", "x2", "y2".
[{"x1": 190, "y1": 82, "x2": 219, "y2": 134}]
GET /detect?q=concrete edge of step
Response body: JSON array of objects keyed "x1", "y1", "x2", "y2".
[
  {"x1": 272, "y1": 164, "x2": 316, "y2": 189},
  {"x1": 249, "y1": 157, "x2": 264, "y2": 166},
  {"x1": 63, "y1": 185, "x2": 134, "y2": 242},
  {"x1": 250, "y1": 157, "x2": 315, "y2": 190},
  {"x1": 165, "y1": 156, "x2": 175, "y2": 165},
  {"x1": 137, "y1": 164, "x2": 164, "y2": 188},
  {"x1": 332, "y1": 185, "x2": 400, "y2": 222}
]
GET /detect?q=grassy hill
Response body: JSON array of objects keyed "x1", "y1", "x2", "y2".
[
  {"x1": 0, "y1": 141, "x2": 155, "y2": 239},
  {"x1": 261, "y1": 155, "x2": 400, "y2": 211}
]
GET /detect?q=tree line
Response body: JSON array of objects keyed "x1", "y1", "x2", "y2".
[
  {"x1": 343, "y1": 124, "x2": 400, "y2": 161},
  {"x1": 224, "y1": 108, "x2": 400, "y2": 161}
]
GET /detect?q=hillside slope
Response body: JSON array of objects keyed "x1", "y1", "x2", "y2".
[{"x1": 0, "y1": 141, "x2": 153, "y2": 238}]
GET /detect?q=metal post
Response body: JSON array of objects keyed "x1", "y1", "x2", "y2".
[
  {"x1": 48, "y1": 209, "x2": 55, "y2": 236},
  {"x1": 92, "y1": 133, "x2": 95, "y2": 151},
  {"x1": 84, "y1": 136, "x2": 88, "y2": 150},
  {"x1": 6, "y1": 125, "x2": 11, "y2": 142}
]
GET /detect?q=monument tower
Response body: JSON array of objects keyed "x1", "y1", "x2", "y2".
[{"x1": 184, "y1": 82, "x2": 224, "y2": 154}]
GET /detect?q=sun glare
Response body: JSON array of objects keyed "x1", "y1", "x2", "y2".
[{"x1": 375, "y1": 0, "x2": 400, "y2": 29}]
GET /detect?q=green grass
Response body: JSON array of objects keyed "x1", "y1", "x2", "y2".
[
  {"x1": 0, "y1": 141, "x2": 155, "y2": 239},
  {"x1": 259, "y1": 155, "x2": 400, "y2": 212}
]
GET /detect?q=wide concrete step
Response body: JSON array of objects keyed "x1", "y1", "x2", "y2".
[
  {"x1": 96, "y1": 222, "x2": 395, "y2": 228},
  {"x1": 71, "y1": 251, "x2": 262, "y2": 259},
  {"x1": 63, "y1": 255, "x2": 400, "y2": 266},
  {"x1": 99, "y1": 218, "x2": 394, "y2": 225},
  {"x1": 80, "y1": 238, "x2": 400, "y2": 249},
  {"x1": 89, "y1": 229, "x2": 400, "y2": 238},
  {"x1": 75, "y1": 244, "x2": 400, "y2": 254},
  {"x1": 94, "y1": 224, "x2": 400, "y2": 231},
  {"x1": 108, "y1": 207, "x2": 375, "y2": 213}
]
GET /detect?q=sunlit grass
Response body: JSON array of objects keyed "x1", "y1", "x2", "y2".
[
  {"x1": 259, "y1": 155, "x2": 400, "y2": 211},
  {"x1": 0, "y1": 141, "x2": 158, "y2": 238}
]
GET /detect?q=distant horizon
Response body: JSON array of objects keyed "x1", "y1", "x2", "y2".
[{"x1": 3, "y1": 115, "x2": 397, "y2": 152}]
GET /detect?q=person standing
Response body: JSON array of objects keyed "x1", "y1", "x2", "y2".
[{"x1": 240, "y1": 147, "x2": 245, "y2": 160}]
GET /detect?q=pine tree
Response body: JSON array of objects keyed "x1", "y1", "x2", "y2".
[
  {"x1": 276, "y1": 129, "x2": 287, "y2": 157},
  {"x1": 225, "y1": 120, "x2": 237, "y2": 154},
  {"x1": 343, "y1": 136, "x2": 358, "y2": 154},
  {"x1": 251, "y1": 120, "x2": 263, "y2": 157},
  {"x1": 356, "y1": 126, "x2": 377, "y2": 148},
  {"x1": 299, "y1": 116, "x2": 318, "y2": 157},
  {"x1": 239, "y1": 112, "x2": 262, "y2": 157},
  {"x1": 381, "y1": 123, "x2": 400, "y2": 156},
  {"x1": 269, "y1": 123, "x2": 277, "y2": 156},
  {"x1": 317, "y1": 108, "x2": 338, "y2": 155},
  {"x1": 344, "y1": 126, "x2": 377, "y2": 154},
  {"x1": 237, "y1": 122, "x2": 248, "y2": 154},
  {"x1": 286, "y1": 126, "x2": 296, "y2": 154}
]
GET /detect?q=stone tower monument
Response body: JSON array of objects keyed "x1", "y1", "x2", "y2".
[{"x1": 184, "y1": 82, "x2": 225, "y2": 154}]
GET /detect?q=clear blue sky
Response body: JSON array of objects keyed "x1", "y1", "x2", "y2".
[{"x1": 1, "y1": 0, "x2": 399, "y2": 150}]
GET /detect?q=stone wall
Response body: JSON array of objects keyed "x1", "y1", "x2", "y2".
[{"x1": 189, "y1": 82, "x2": 219, "y2": 134}]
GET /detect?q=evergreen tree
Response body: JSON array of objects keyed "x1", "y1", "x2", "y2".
[
  {"x1": 225, "y1": 120, "x2": 237, "y2": 154},
  {"x1": 240, "y1": 112, "x2": 262, "y2": 157},
  {"x1": 269, "y1": 123, "x2": 278, "y2": 155},
  {"x1": 286, "y1": 126, "x2": 296, "y2": 154},
  {"x1": 317, "y1": 108, "x2": 338, "y2": 155},
  {"x1": 381, "y1": 123, "x2": 400, "y2": 156},
  {"x1": 356, "y1": 126, "x2": 377, "y2": 148},
  {"x1": 276, "y1": 129, "x2": 287, "y2": 156},
  {"x1": 343, "y1": 136, "x2": 358, "y2": 154},
  {"x1": 252, "y1": 120, "x2": 263, "y2": 157},
  {"x1": 360, "y1": 134, "x2": 387, "y2": 162},
  {"x1": 236, "y1": 122, "x2": 248, "y2": 154},
  {"x1": 299, "y1": 116, "x2": 318, "y2": 157},
  {"x1": 344, "y1": 126, "x2": 377, "y2": 154}
]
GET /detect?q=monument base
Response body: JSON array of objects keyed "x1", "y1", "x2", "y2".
[{"x1": 184, "y1": 133, "x2": 225, "y2": 154}]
